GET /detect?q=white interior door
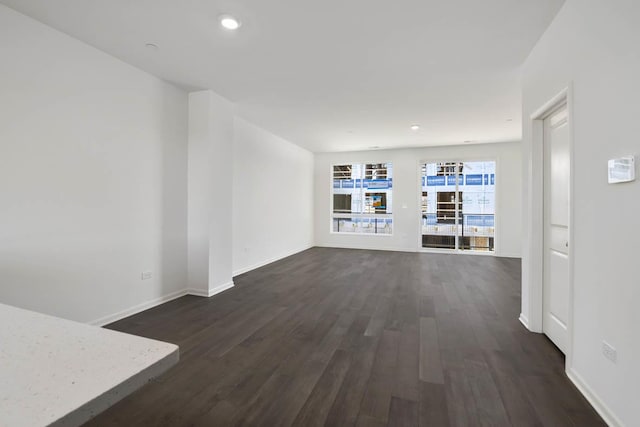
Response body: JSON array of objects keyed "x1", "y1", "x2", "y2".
[{"x1": 543, "y1": 104, "x2": 570, "y2": 353}]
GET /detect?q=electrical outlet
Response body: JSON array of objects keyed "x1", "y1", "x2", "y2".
[
  {"x1": 602, "y1": 341, "x2": 617, "y2": 363},
  {"x1": 141, "y1": 271, "x2": 152, "y2": 280}
]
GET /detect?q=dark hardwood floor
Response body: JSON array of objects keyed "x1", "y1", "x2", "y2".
[{"x1": 86, "y1": 248, "x2": 604, "y2": 427}]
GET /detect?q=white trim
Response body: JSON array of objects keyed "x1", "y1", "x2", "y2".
[
  {"x1": 565, "y1": 89, "x2": 576, "y2": 370},
  {"x1": 315, "y1": 243, "x2": 416, "y2": 253},
  {"x1": 232, "y1": 245, "x2": 313, "y2": 276},
  {"x1": 332, "y1": 213, "x2": 393, "y2": 219},
  {"x1": 88, "y1": 246, "x2": 312, "y2": 327},
  {"x1": 188, "y1": 281, "x2": 234, "y2": 298},
  {"x1": 329, "y1": 231, "x2": 393, "y2": 237},
  {"x1": 566, "y1": 368, "x2": 623, "y2": 427},
  {"x1": 526, "y1": 86, "x2": 575, "y2": 363},
  {"x1": 494, "y1": 252, "x2": 522, "y2": 259},
  {"x1": 90, "y1": 278, "x2": 238, "y2": 326},
  {"x1": 493, "y1": 156, "x2": 501, "y2": 256},
  {"x1": 418, "y1": 248, "x2": 495, "y2": 256},
  {"x1": 416, "y1": 157, "x2": 424, "y2": 250},
  {"x1": 518, "y1": 313, "x2": 530, "y2": 330},
  {"x1": 525, "y1": 83, "x2": 575, "y2": 334},
  {"x1": 89, "y1": 289, "x2": 189, "y2": 327},
  {"x1": 530, "y1": 88, "x2": 569, "y2": 120},
  {"x1": 330, "y1": 161, "x2": 395, "y2": 236}
]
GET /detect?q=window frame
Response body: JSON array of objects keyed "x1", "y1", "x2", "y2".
[
  {"x1": 330, "y1": 161, "x2": 394, "y2": 237},
  {"x1": 417, "y1": 156, "x2": 499, "y2": 254}
]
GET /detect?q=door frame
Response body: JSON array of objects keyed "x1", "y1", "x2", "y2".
[{"x1": 526, "y1": 86, "x2": 575, "y2": 368}]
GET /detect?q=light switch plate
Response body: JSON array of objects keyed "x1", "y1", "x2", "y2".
[{"x1": 608, "y1": 156, "x2": 635, "y2": 184}]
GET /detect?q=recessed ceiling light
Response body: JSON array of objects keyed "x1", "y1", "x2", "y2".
[
  {"x1": 145, "y1": 43, "x2": 158, "y2": 50},
  {"x1": 369, "y1": 146, "x2": 380, "y2": 149},
  {"x1": 220, "y1": 15, "x2": 241, "y2": 30},
  {"x1": 464, "y1": 140, "x2": 476, "y2": 144},
  {"x1": 410, "y1": 124, "x2": 420, "y2": 131}
]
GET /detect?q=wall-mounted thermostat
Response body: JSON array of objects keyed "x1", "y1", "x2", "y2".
[{"x1": 608, "y1": 156, "x2": 635, "y2": 184}]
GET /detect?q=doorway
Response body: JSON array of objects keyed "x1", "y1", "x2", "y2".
[{"x1": 525, "y1": 87, "x2": 574, "y2": 362}]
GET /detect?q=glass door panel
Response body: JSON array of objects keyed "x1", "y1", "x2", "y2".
[
  {"x1": 421, "y1": 162, "x2": 461, "y2": 249},
  {"x1": 460, "y1": 161, "x2": 495, "y2": 251},
  {"x1": 421, "y1": 160, "x2": 495, "y2": 252}
]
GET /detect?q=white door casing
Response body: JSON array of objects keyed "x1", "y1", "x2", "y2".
[{"x1": 543, "y1": 104, "x2": 570, "y2": 353}]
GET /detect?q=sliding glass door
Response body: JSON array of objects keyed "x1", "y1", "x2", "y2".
[{"x1": 420, "y1": 161, "x2": 496, "y2": 252}]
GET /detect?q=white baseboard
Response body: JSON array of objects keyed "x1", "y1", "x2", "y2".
[
  {"x1": 315, "y1": 243, "x2": 416, "y2": 253},
  {"x1": 187, "y1": 280, "x2": 234, "y2": 298},
  {"x1": 89, "y1": 289, "x2": 189, "y2": 327},
  {"x1": 518, "y1": 313, "x2": 530, "y2": 330},
  {"x1": 89, "y1": 280, "x2": 236, "y2": 326},
  {"x1": 232, "y1": 245, "x2": 313, "y2": 277},
  {"x1": 566, "y1": 368, "x2": 622, "y2": 427},
  {"x1": 496, "y1": 254, "x2": 523, "y2": 259}
]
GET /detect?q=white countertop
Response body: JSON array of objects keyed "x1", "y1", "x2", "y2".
[{"x1": 0, "y1": 303, "x2": 179, "y2": 427}]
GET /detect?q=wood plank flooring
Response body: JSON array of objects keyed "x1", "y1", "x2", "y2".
[{"x1": 85, "y1": 248, "x2": 605, "y2": 426}]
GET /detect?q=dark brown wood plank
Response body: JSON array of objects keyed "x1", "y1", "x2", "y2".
[
  {"x1": 387, "y1": 397, "x2": 419, "y2": 427},
  {"x1": 418, "y1": 317, "x2": 444, "y2": 384},
  {"x1": 83, "y1": 248, "x2": 604, "y2": 427},
  {"x1": 358, "y1": 329, "x2": 401, "y2": 423},
  {"x1": 293, "y1": 349, "x2": 351, "y2": 426},
  {"x1": 419, "y1": 381, "x2": 450, "y2": 427},
  {"x1": 464, "y1": 357, "x2": 511, "y2": 426},
  {"x1": 392, "y1": 323, "x2": 420, "y2": 401}
]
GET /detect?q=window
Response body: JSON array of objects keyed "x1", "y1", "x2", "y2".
[
  {"x1": 421, "y1": 161, "x2": 495, "y2": 251},
  {"x1": 332, "y1": 163, "x2": 393, "y2": 234}
]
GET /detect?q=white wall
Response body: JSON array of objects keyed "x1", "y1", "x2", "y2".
[
  {"x1": 232, "y1": 117, "x2": 314, "y2": 275},
  {"x1": 522, "y1": 1, "x2": 640, "y2": 425},
  {"x1": 0, "y1": 5, "x2": 188, "y2": 324},
  {"x1": 188, "y1": 91, "x2": 234, "y2": 296},
  {"x1": 314, "y1": 142, "x2": 522, "y2": 257}
]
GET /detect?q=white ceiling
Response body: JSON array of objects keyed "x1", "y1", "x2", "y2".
[{"x1": 2, "y1": 0, "x2": 565, "y2": 152}]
